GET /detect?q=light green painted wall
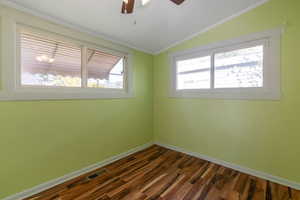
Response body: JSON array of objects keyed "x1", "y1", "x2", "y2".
[
  {"x1": 0, "y1": 6, "x2": 153, "y2": 199},
  {"x1": 1, "y1": 0, "x2": 300, "y2": 198},
  {"x1": 154, "y1": 0, "x2": 300, "y2": 184}
]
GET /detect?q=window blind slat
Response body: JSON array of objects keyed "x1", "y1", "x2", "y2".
[{"x1": 21, "y1": 32, "x2": 82, "y2": 87}]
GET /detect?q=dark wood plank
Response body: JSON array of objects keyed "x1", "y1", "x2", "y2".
[{"x1": 24, "y1": 145, "x2": 300, "y2": 200}]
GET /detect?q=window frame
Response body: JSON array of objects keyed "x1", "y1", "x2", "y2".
[
  {"x1": 169, "y1": 28, "x2": 282, "y2": 100},
  {"x1": 0, "y1": 24, "x2": 134, "y2": 101}
]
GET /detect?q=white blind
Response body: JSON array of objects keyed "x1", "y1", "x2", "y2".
[
  {"x1": 20, "y1": 31, "x2": 124, "y2": 88},
  {"x1": 21, "y1": 32, "x2": 82, "y2": 78}
]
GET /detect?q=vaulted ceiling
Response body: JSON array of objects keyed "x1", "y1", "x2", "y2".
[{"x1": 2, "y1": 0, "x2": 267, "y2": 54}]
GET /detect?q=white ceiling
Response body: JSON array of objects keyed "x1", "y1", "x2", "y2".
[{"x1": 2, "y1": 0, "x2": 267, "y2": 54}]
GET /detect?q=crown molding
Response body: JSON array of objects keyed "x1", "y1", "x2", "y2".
[
  {"x1": 154, "y1": 0, "x2": 270, "y2": 54},
  {"x1": 0, "y1": 0, "x2": 155, "y2": 54}
]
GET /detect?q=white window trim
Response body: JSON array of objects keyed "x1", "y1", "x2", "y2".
[
  {"x1": 169, "y1": 28, "x2": 282, "y2": 100},
  {"x1": 0, "y1": 23, "x2": 134, "y2": 101}
]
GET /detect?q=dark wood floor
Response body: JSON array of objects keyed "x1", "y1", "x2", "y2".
[{"x1": 24, "y1": 145, "x2": 300, "y2": 200}]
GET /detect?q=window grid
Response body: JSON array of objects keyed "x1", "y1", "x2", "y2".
[
  {"x1": 210, "y1": 54, "x2": 215, "y2": 89},
  {"x1": 19, "y1": 31, "x2": 127, "y2": 90},
  {"x1": 81, "y1": 46, "x2": 88, "y2": 88},
  {"x1": 175, "y1": 44, "x2": 264, "y2": 90},
  {"x1": 170, "y1": 28, "x2": 281, "y2": 100}
]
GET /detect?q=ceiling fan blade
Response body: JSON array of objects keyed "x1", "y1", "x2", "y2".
[
  {"x1": 170, "y1": 0, "x2": 185, "y2": 5},
  {"x1": 121, "y1": 0, "x2": 135, "y2": 14}
]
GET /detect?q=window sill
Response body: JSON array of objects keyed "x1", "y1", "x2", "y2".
[
  {"x1": 170, "y1": 88, "x2": 281, "y2": 101},
  {"x1": 0, "y1": 89, "x2": 134, "y2": 101}
]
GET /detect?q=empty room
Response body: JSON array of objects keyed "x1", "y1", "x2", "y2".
[{"x1": 0, "y1": 0, "x2": 299, "y2": 199}]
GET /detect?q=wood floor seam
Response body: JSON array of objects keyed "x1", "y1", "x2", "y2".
[{"x1": 23, "y1": 145, "x2": 300, "y2": 200}]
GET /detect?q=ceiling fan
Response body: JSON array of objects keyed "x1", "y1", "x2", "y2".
[{"x1": 121, "y1": 0, "x2": 185, "y2": 14}]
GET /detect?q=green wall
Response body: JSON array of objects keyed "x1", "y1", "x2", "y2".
[
  {"x1": 0, "y1": 6, "x2": 153, "y2": 199},
  {"x1": 1, "y1": 0, "x2": 300, "y2": 198},
  {"x1": 154, "y1": 0, "x2": 300, "y2": 184}
]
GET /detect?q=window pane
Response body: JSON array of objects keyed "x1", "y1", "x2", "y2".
[
  {"x1": 87, "y1": 49, "x2": 124, "y2": 89},
  {"x1": 177, "y1": 56, "x2": 211, "y2": 89},
  {"x1": 21, "y1": 32, "x2": 82, "y2": 87},
  {"x1": 214, "y1": 45, "x2": 263, "y2": 88}
]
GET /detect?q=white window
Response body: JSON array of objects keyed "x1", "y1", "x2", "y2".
[
  {"x1": 0, "y1": 25, "x2": 133, "y2": 100},
  {"x1": 86, "y1": 48, "x2": 125, "y2": 89},
  {"x1": 20, "y1": 32, "x2": 82, "y2": 88},
  {"x1": 214, "y1": 45, "x2": 263, "y2": 89},
  {"x1": 177, "y1": 56, "x2": 211, "y2": 90},
  {"x1": 170, "y1": 29, "x2": 281, "y2": 100}
]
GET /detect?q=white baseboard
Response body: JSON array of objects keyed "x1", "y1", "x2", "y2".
[
  {"x1": 155, "y1": 142, "x2": 300, "y2": 190},
  {"x1": 5, "y1": 141, "x2": 299, "y2": 200},
  {"x1": 3, "y1": 142, "x2": 154, "y2": 200}
]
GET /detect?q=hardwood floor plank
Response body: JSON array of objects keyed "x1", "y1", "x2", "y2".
[
  {"x1": 292, "y1": 189, "x2": 300, "y2": 200},
  {"x1": 252, "y1": 178, "x2": 267, "y2": 200},
  {"x1": 270, "y1": 182, "x2": 290, "y2": 200},
  {"x1": 23, "y1": 145, "x2": 300, "y2": 200}
]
